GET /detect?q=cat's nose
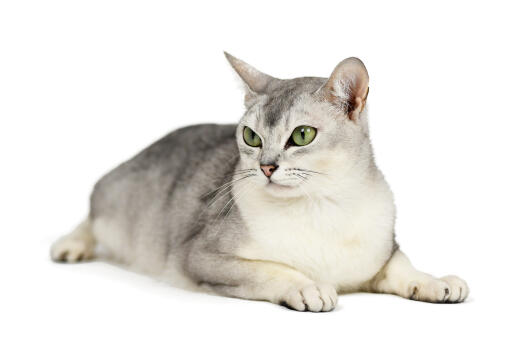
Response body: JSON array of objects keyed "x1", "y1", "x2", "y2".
[{"x1": 260, "y1": 164, "x2": 278, "y2": 177}]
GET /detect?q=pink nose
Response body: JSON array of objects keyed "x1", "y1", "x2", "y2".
[{"x1": 260, "y1": 164, "x2": 278, "y2": 177}]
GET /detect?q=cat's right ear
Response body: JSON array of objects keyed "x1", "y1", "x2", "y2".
[{"x1": 224, "y1": 52, "x2": 276, "y2": 106}]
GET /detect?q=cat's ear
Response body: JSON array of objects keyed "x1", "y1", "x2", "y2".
[
  {"x1": 320, "y1": 57, "x2": 369, "y2": 121},
  {"x1": 224, "y1": 52, "x2": 276, "y2": 106}
]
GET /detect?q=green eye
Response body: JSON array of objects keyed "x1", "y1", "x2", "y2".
[
  {"x1": 291, "y1": 126, "x2": 317, "y2": 146},
  {"x1": 243, "y1": 127, "x2": 262, "y2": 147}
]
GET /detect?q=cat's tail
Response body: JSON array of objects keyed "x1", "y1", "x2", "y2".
[{"x1": 50, "y1": 217, "x2": 96, "y2": 263}]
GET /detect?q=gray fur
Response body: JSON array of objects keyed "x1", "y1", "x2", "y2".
[
  {"x1": 85, "y1": 71, "x2": 349, "y2": 295},
  {"x1": 91, "y1": 124, "x2": 247, "y2": 270},
  {"x1": 262, "y1": 77, "x2": 326, "y2": 127},
  {"x1": 59, "y1": 54, "x2": 382, "y2": 300},
  {"x1": 87, "y1": 59, "x2": 369, "y2": 291},
  {"x1": 51, "y1": 54, "x2": 470, "y2": 310}
]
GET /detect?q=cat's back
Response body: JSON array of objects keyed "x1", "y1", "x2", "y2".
[
  {"x1": 89, "y1": 123, "x2": 238, "y2": 232},
  {"x1": 88, "y1": 124, "x2": 240, "y2": 273}
]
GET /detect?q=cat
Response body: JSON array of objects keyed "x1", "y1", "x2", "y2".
[{"x1": 51, "y1": 52, "x2": 469, "y2": 312}]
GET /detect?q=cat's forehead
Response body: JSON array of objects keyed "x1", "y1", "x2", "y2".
[{"x1": 256, "y1": 77, "x2": 326, "y2": 128}]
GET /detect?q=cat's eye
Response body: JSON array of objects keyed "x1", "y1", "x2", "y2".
[
  {"x1": 243, "y1": 126, "x2": 262, "y2": 147},
  {"x1": 289, "y1": 126, "x2": 317, "y2": 146}
]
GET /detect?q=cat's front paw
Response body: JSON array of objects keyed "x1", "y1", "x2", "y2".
[
  {"x1": 408, "y1": 275, "x2": 469, "y2": 303},
  {"x1": 280, "y1": 283, "x2": 338, "y2": 312},
  {"x1": 440, "y1": 275, "x2": 470, "y2": 302}
]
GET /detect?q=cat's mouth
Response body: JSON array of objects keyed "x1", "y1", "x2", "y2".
[
  {"x1": 267, "y1": 180, "x2": 296, "y2": 189},
  {"x1": 264, "y1": 179, "x2": 305, "y2": 198}
]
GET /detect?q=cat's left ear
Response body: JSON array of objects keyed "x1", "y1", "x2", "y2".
[
  {"x1": 320, "y1": 57, "x2": 369, "y2": 121},
  {"x1": 224, "y1": 52, "x2": 277, "y2": 106}
]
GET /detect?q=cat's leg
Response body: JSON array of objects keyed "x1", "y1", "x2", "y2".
[
  {"x1": 50, "y1": 217, "x2": 96, "y2": 263},
  {"x1": 185, "y1": 251, "x2": 337, "y2": 312},
  {"x1": 369, "y1": 249, "x2": 469, "y2": 303}
]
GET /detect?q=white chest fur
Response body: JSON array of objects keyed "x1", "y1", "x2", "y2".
[{"x1": 234, "y1": 182, "x2": 396, "y2": 290}]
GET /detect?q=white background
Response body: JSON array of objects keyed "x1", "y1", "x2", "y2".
[{"x1": 1, "y1": 1, "x2": 511, "y2": 338}]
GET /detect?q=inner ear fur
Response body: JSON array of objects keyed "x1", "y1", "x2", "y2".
[{"x1": 320, "y1": 57, "x2": 369, "y2": 121}]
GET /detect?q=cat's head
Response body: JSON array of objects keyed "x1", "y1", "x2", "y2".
[{"x1": 226, "y1": 52, "x2": 373, "y2": 199}]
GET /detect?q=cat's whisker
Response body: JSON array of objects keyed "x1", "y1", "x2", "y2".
[
  {"x1": 193, "y1": 174, "x2": 256, "y2": 234},
  {"x1": 233, "y1": 169, "x2": 257, "y2": 174},
  {"x1": 201, "y1": 177, "x2": 240, "y2": 199},
  {"x1": 207, "y1": 168, "x2": 256, "y2": 181},
  {"x1": 208, "y1": 176, "x2": 256, "y2": 207},
  {"x1": 214, "y1": 180, "x2": 253, "y2": 225},
  {"x1": 204, "y1": 174, "x2": 256, "y2": 206},
  {"x1": 232, "y1": 171, "x2": 257, "y2": 177},
  {"x1": 286, "y1": 168, "x2": 327, "y2": 176},
  {"x1": 215, "y1": 171, "x2": 255, "y2": 188},
  {"x1": 220, "y1": 181, "x2": 255, "y2": 227},
  {"x1": 285, "y1": 172, "x2": 311, "y2": 177},
  {"x1": 294, "y1": 173, "x2": 309, "y2": 181}
]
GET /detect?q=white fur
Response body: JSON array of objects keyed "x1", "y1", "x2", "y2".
[
  {"x1": 51, "y1": 218, "x2": 95, "y2": 262},
  {"x1": 92, "y1": 217, "x2": 201, "y2": 291},
  {"x1": 233, "y1": 159, "x2": 396, "y2": 292},
  {"x1": 50, "y1": 55, "x2": 469, "y2": 309},
  {"x1": 372, "y1": 250, "x2": 469, "y2": 302}
]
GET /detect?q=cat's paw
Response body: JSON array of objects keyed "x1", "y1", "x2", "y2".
[
  {"x1": 280, "y1": 283, "x2": 338, "y2": 312},
  {"x1": 440, "y1": 275, "x2": 469, "y2": 302},
  {"x1": 50, "y1": 237, "x2": 94, "y2": 263},
  {"x1": 407, "y1": 275, "x2": 469, "y2": 303}
]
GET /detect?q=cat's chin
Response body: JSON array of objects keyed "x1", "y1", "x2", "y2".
[{"x1": 264, "y1": 181, "x2": 303, "y2": 198}]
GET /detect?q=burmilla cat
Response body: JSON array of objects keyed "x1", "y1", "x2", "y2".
[{"x1": 51, "y1": 53, "x2": 469, "y2": 311}]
